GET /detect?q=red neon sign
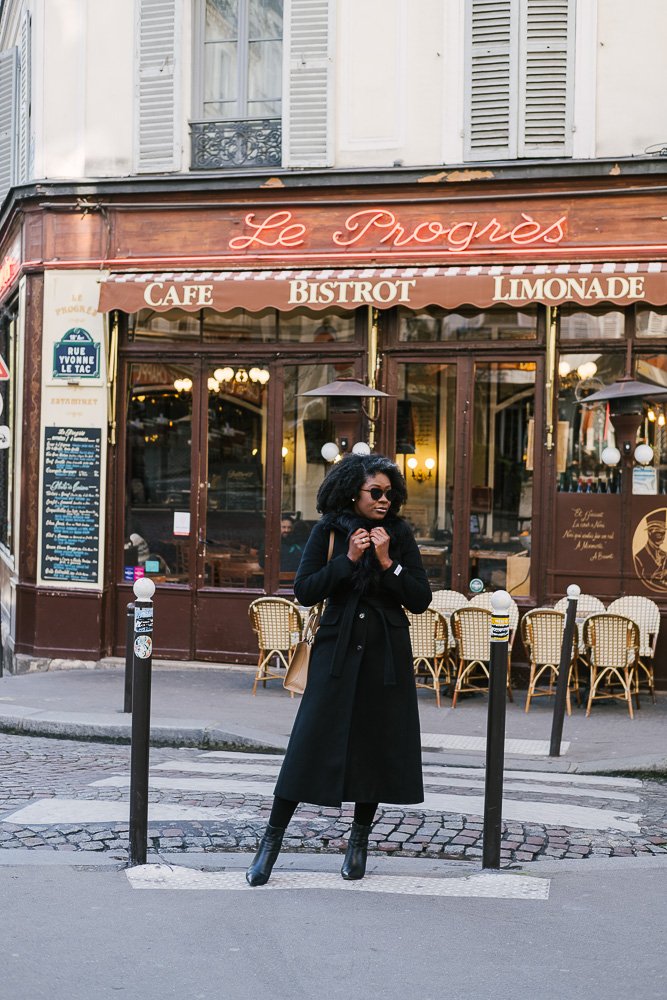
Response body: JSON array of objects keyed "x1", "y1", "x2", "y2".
[{"x1": 227, "y1": 208, "x2": 567, "y2": 254}]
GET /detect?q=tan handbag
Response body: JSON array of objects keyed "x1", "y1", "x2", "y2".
[{"x1": 284, "y1": 530, "x2": 335, "y2": 695}]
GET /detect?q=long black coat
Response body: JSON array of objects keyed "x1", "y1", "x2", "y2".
[{"x1": 274, "y1": 517, "x2": 432, "y2": 807}]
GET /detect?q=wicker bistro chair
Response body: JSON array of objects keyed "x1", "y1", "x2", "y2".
[
  {"x1": 429, "y1": 590, "x2": 468, "y2": 650},
  {"x1": 405, "y1": 608, "x2": 451, "y2": 708},
  {"x1": 468, "y1": 592, "x2": 519, "y2": 701},
  {"x1": 451, "y1": 606, "x2": 496, "y2": 708},
  {"x1": 607, "y1": 596, "x2": 660, "y2": 704},
  {"x1": 248, "y1": 597, "x2": 303, "y2": 696},
  {"x1": 554, "y1": 593, "x2": 606, "y2": 662},
  {"x1": 520, "y1": 609, "x2": 581, "y2": 714},
  {"x1": 583, "y1": 613, "x2": 639, "y2": 719}
]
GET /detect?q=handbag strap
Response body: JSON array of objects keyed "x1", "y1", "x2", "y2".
[{"x1": 303, "y1": 530, "x2": 335, "y2": 641}]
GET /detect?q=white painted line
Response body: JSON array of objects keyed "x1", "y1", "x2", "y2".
[
  {"x1": 198, "y1": 751, "x2": 285, "y2": 762},
  {"x1": 423, "y1": 766, "x2": 642, "y2": 789},
  {"x1": 421, "y1": 774, "x2": 640, "y2": 803},
  {"x1": 91, "y1": 776, "x2": 279, "y2": 796},
  {"x1": 1, "y1": 800, "x2": 260, "y2": 825},
  {"x1": 421, "y1": 734, "x2": 570, "y2": 756},
  {"x1": 150, "y1": 762, "x2": 639, "y2": 802},
  {"x1": 419, "y1": 792, "x2": 639, "y2": 833},
  {"x1": 126, "y1": 863, "x2": 550, "y2": 900}
]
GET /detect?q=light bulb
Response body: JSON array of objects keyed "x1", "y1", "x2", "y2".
[
  {"x1": 659, "y1": 413, "x2": 666, "y2": 427},
  {"x1": 321, "y1": 442, "x2": 340, "y2": 462},
  {"x1": 647, "y1": 409, "x2": 656, "y2": 422},
  {"x1": 207, "y1": 377, "x2": 220, "y2": 392},
  {"x1": 601, "y1": 446, "x2": 621, "y2": 467},
  {"x1": 424, "y1": 458, "x2": 436, "y2": 471},
  {"x1": 558, "y1": 361, "x2": 571, "y2": 377},
  {"x1": 235, "y1": 369, "x2": 248, "y2": 383},
  {"x1": 634, "y1": 444, "x2": 654, "y2": 466},
  {"x1": 249, "y1": 368, "x2": 262, "y2": 382},
  {"x1": 215, "y1": 367, "x2": 234, "y2": 382},
  {"x1": 406, "y1": 457, "x2": 418, "y2": 470},
  {"x1": 281, "y1": 446, "x2": 289, "y2": 458},
  {"x1": 352, "y1": 442, "x2": 371, "y2": 456},
  {"x1": 181, "y1": 377, "x2": 192, "y2": 391},
  {"x1": 577, "y1": 361, "x2": 598, "y2": 380},
  {"x1": 257, "y1": 369, "x2": 270, "y2": 384},
  {"x1": 173, "y1": 379, "x2": 183, "y2": 392}
]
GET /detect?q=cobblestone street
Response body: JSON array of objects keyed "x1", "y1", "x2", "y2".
[{"x1": 2, "y1": 733, "x2": 666, "y2": 864}]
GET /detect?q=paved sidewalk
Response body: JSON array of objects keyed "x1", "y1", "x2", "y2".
[{"x1": 0, "y1": 660, "x2": 665, "y2": 773}]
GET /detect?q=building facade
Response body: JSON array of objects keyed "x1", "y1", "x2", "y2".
[{"x1": 0, "y1": 0, "x2": 666, "y2": 680}]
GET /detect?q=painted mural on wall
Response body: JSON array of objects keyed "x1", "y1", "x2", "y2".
[{"x1": 632, "y1": 508, "x2": 667, "y2": 593}]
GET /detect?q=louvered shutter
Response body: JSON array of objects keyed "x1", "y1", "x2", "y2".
[
  {"x1": 135, "y1": 0, "x2": 181, "y2": 173},
  {"x1": 518, "y1": 0, "x2": 574, "y2": 156},
  {"x1": 284, "y1": 0, "x2": 334, "y2": 168},
  {"x1": 0, "y1": 49, "x2": 18, "y2": 206},
  {"x1": 17, "y1": 9, "x2": 31, "y2": 184},
  {"x1": 465, "y1": 0, "x2": 518, "y2": 160}
]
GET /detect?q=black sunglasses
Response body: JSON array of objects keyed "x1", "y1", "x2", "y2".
[{"x1": 360, "y1": 487, "x2": 396, "y2": 502}]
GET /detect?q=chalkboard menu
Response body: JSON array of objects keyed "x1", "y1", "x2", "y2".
[{"x1": 41, "y1": 427, "x2": 101, "y2": 583}]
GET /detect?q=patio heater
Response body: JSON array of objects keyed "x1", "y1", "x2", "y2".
[
  {"x1": 299, "y1": 378, "x2": 391, "y2": 459},
  {"x1": 583, "y1": 375, "x2": 667, "y2": 490}
]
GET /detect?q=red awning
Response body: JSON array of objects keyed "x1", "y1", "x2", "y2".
[{"x1": 97, "y1": 262, "x2": 667, "y2": 314}]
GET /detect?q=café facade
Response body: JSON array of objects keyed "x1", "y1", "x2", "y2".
[{"x1": 1, "y1": 165, "x2": 667, "y2": 683}]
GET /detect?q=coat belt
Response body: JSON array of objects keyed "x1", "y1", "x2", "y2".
[{"x1": 329, "y1": 596, "x2": 397, "y2": 686}]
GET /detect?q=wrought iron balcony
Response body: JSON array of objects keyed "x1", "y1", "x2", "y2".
[{"x1": 190, "y1": 118, "x2": 282, "y2": 170}]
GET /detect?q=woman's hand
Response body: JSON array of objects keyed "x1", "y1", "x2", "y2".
[
  {"x1": 347, "y1": 528, "x2": 371, "y2": 563},
  {"x1": 369, "y1": 527, "x2": 392, "y2": 570}
]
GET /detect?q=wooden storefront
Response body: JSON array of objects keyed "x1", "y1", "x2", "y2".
[{"x1": 2, "y1": 168, "x2": 667, "y2": 682}]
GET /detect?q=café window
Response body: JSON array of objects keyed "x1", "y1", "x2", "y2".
[
  {"x1": 0, "y1": 304, "x2": 16, "y2": 552},
  {"x1": 636, "y1": 306, "x2": 667, "y2": 339},
  {"x1": 559, "y1": 305, "x2": 625, "y2": 341},
  {"x1": 398, "y1": 306, "x2": 537, "y2": 343},
  {"x1": 469, "y1": 362, "x2": 535, "y2": 596},
  {"x1": 555, "y1": 352, "x2": 626, "y2": 492},
  {"x1": 129, "y1": 308, "x2": 358, "y2": 345},
  {"x1": 395, "y1": 363, "x2": 457, "y2": 590}
]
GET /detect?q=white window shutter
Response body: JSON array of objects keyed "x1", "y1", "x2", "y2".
[
  {"x1": 284, "y1": 0, "x2": 334, "y2": 168},
  {"x1": 17, "y1": 8, "x2": 31, "y2": 185},
  {"x1": 0, "y1": 48, "x2": 18, "y2": 205},
  {"x1": 135, "y1": 0, "x2": 181, "y2": 173},
  {"x1": 465, "y1": 0, "x2": 518, "y2": 161},
  {"x1": 518, "y1": 0, "x2": 574, "y2": 157}
]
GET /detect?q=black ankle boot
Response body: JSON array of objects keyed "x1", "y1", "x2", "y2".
[
  {"x1": 341, "y1": 821, "x2": 371, "y2": 880},
  {"x1": 246, "y1": 824, "x2": 285, "y2": 887}
]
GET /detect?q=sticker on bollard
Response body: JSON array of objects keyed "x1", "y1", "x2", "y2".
[
  {"x1": 134, "y1": 635, "x2": 152, "y2": 660},
  {"x1": 490, "y1": 615, "x2": 509, "y2": 642},
  {"x1": 134, "y1": 607, "x2": 153, "y2": 634}
]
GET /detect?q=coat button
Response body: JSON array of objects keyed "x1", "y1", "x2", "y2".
[
  {"x1": 356, "y1": 644, "x2": 363, "y2": 651},
  {"x1": 359, "y1": 612, "x2": 365, "y2": 619}
]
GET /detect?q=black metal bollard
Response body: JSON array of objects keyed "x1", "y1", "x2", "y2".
[
  {"x1": 129, "y1": 578, "x2": 156, "y2": 867},
  {"x1": 549, "y1": 584, "x2": 580, "y2": 757},
  {"x1": 123, "y1": 602, "x2": 135, "y2": 713},
  {"x1": 482, "y1": 589, "x2": 511, "y2": 870}
]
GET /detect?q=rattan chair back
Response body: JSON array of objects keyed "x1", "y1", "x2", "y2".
[
  {"x1": 584, "y1": 613, "x2": 638, "y2": 670},
  {"x1": 429, "y1": 590, "x2": 468, "y2": 614},
  {"x1": 607, "y1": 596, "x2": 660, "y2": 657},
  {"x1": 469, "y1": 592, "x2": 519, "y2": 636},
  {"x1": 248, "y1": 597, "x2": 303, "y2": 695}
]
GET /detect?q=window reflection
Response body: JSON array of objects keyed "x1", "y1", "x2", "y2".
[
  {"x1": 399, "y1": 306, "x2": 537, "y2": 342},
  {"x1": 556, "y1": 353, "x2": 625, "y2": 492},
  {"x1": 469, "y1": 363, "x2": 535, "y2": 595},
  {"x1": 125, "y1": 364, "x2": 194, "y2": 584},
  {"x1": 205, "y1": 366, "x2": 267, "y2": 588},
  {"x1": 396, "y1": 363, "x2": 456, "y2": 590},
  {"x1": 559, "y1": 306, "x2": 625, "y2": 340}
]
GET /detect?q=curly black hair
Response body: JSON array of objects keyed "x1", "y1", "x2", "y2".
[{"x1": 316, "y1": 454, "x2": 408, "y2": 515}]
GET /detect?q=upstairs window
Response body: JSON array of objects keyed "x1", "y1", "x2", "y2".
[
  {"x1": 201, "y1": 0, "x2": 283, "y2": 121},
  {"x1": 464, "y1": 0, "x2": 574, "y2": 160}
]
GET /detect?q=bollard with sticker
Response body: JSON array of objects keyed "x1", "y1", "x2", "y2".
[
  {"x1": 549, "y1": 584, "x2": 580, "y2": 757},
  {"x1": 482, "y1": 589, "x2": 511, "y2": 870},
  {"x1": 129, "y1": 577, "x2": 156, "y2": 867}
]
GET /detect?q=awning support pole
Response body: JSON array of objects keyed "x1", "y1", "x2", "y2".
[{"x1": 545, "y1": 305, "x2": 558, "y2": 451}]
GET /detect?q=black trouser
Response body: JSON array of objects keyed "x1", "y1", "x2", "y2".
[{"x1": 269, "y1": 797, "x2": 378, "y2": 829}]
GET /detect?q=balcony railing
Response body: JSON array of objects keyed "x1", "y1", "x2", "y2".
[{"x1": 190, "y1": 118, "x2": 282, "y2": 170}]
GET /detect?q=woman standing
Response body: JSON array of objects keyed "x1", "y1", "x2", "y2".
[{"x1": 246, "y1": 454, "x2": 431, "y2": 886}]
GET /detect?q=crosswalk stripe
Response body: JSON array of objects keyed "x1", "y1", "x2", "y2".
[
  {"x1": 1, "y1": 800, "x2": 259, "y2": 824},
  {"x1": 126, "y1": 863, "x2": 550, "y2": 900},
  {"x1": 421, "y1": 734, "x2": 570, "y2": 756},
  {"x1": 152, "y1": 761, "x2": 639, "y2": 802}
]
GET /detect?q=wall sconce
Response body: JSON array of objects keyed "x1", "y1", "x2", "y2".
[
  {"x1": 173, "y1": 377, "x2": 193, "y2": 392},
  {"x1": 320, "y1": 440, "x2": 371, "y2": 463},
  {"x1": 406, "y1": 456, "x2": 435, "y2": 482}
]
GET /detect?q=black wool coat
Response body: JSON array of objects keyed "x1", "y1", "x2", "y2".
[{"x1": 274, "y1": 516, "x2": 432, "y2": 808}]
